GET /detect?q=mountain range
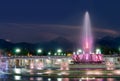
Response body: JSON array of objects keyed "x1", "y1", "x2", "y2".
[{"x1": 0, "y1": 36, "x2": 120, "y2": 52}]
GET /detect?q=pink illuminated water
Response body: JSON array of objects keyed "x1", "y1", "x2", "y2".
[
  {"x1": 72, "y1": 12, "x2": 103, "y2": 63},
  {"x1": 82, "y1": 12, "x2": 93, "y2": 54}
]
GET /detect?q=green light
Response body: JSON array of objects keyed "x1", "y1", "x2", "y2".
[
  {"x1": 15, "y1": 48, "x2": 21, "y2": 53},
  {"x1": 54, "y1": 53, "x2": 57, "y2": 56},
  {"x1": 57, "y1": 49, "x2": 62, "y2": 53},
  {"x1": 37, "y1": 49, "x2": 42, "y2": 53},
  {"x1": 48, "y1": 52, "x2": 51, "y2": 55}
]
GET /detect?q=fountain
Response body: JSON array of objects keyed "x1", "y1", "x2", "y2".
[
  {"x1": 72, "y1": 12, "x2": 103, "y2": 63},
  {"x1": 0, "y1": 56, "x2": 8, "y2": 73}
]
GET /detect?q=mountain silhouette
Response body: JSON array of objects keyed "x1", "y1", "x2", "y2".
[{"x1": 0, "y1": 36, "x2": 120, "y2": 54}]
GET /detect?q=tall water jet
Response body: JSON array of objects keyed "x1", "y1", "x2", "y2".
[
  {"x1": 82, "y1": 12, "x2": 93, "y2": 54},
  {"x1": 72, "y1": 11, "x2": 103, "y2": 63}
]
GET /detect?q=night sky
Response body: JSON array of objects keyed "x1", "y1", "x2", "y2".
[{"x1": 0, "y1": 0, "x2": 119, "y2": 43}]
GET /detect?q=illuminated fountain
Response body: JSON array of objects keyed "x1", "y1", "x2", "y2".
[
  {"x1": 72, "y1": 12, "x2": 103, "y2": 63},
  {"x1": 0, "y1": 56, "x2": 8, "y2": 72}
]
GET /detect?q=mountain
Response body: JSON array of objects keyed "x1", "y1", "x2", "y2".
[
  {"x1": 0, "y1": 39, "x2": 14, "y2": 49},
  {"x1": 97, "y1": 36, "x2": 120, "y2": 48},
  {"x1": 0, "y1": 36, "x2": 120, "y2": 52},
  {"x1": 45, "y1": 36, "x2": 74, "y2": 50}
]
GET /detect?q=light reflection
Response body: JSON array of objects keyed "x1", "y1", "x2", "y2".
[
  {"x1": 30, "y1": 77, "x2": 34, "y2": 81},
  {"x1": 14, "y1": 68, "x2": 21, "y2": 74},
  {"x1": 37, "y1": 72, "x2": 43, "y2": 75},
  {"x1": 106, "y1": 61, "x2": 115, "y2": 70},
  {"x1": 36, "y1": 77, "x2": 43, "y2": 81},
  {"x1": 96, "y1": 78, "x2": 104, "y2": 81},
  {"x1": 86, "y1": 70, "x2": 103, "y2": 75},
  {"x1": 107, "y1": 78, "x2": 115, "y2": 81},
  {"x1": 44, "y1": 70, "x2": 53, "y2": 74},
  {"x1": 14, "y1": 75, "x2": 21, "y2": 80},
  {"x1": 57, "y1": 78, "x2": 62, "y2": 81},
  {"x1": 60, "y1": 62, "x2": 69, "y2": 70},
  {"x1": 57, "y1": 78, "x2": 70, "y2": 81},
  {"x1": 55, "y1": 59, "x2": 62, "y2": 65},
  {"x1": 57, "y1": 71, "x2": 69, "y2": 75},
  {"x1": 113, "y1": 70, "x2": 120, "y2": 75},
  {"x1": 63, "y1": 78, "x2": 69, "y2": 81},
  {"x1": 81, "y1": 77, "x2": 95, "y2": 80},
  {"x1": 48, "y1": 78, "x2": 51, "y2": 81}
]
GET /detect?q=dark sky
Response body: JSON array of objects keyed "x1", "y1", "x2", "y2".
[{"x1": 0, "y1": 0, "x2": 119, "y2": 43}]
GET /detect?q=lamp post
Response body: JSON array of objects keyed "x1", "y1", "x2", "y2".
[
  {"x1": 77, "y1": 49, "x2": 82, "y2": 54},
  {"x1": 14, "y1": 48, "x2": 21, "y2": 68},
  {"x1": 15, "y1": 48, "x2": 21, "y2": 56},
  {"x1": 37, "y1": 49, "x2": 42, "y2": 56},
  {"x1": 96, "y1": 48, "x2": 101, "y2": 54},
  {"x1": 48, "y1": 52, "x2": 51, "y2": 56},
  {"x1": 57, "y1": 49, "x2": 62, "y2": 56}
]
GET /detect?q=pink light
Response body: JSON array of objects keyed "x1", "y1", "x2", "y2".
[
  {"x1": 30, "y1": 62, "x2": 34, "y2": 69},
  {"x1": 86, "y1": 42, "x2": 89, "y2": 49},
  {"x1": 86, "y1": 54, "x2": 88, "y2": 60},
  {"x1": 72, "y1": 12, "x2": 103, "y2": 63}
]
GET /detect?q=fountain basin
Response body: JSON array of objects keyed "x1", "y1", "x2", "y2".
[{"x1": 72, "y1": 54, "x2": 103, "y2": 63}]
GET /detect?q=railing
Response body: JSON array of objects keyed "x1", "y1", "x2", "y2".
[{"x1": 1, "y1": 56, "x2": 72, "y2": 59}]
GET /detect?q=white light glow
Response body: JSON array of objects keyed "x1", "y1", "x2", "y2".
[
  {"x1": 37, "y1": 49, "x2": 42, "y2": 53},
  {"x1": 57, "y1": 78, "x2": 62, "y2": 81},
  {"x1": 14, "y1": 68, "x2": 21, "y2": 74},
  {"x1": 48, "y1": 78, "x2": 51, "y2": 81},
  {"x1": 57, "y1": 49, "x2": 62, "y2": 53},
  {"x1": 15, "y1": 48, "x2": 21, "y2": 53},
  {"x1": 14, "y1": 76, "x2": 21, "y2": 80},
  {"x1": 96, "y1": 48, "x2": 101, "y2": 54}
]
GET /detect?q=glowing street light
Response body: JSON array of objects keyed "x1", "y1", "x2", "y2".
[
  {"x1": 37, "y1": 49, "x2": 42, "y2": 56},
  {"x1": 57, "y1": 49, "x2": 62, "y2": 56},
  {"x1": 54, "y1": 53, "x2": 57, "y2": 56},
  {"x1": 15, "y1": 48, "x2": 21, "y2": 55},
  {"x1": 48, "y1": 52, "x2": 51, "y2": 55},
  {"x1": 77, "y1": 49, "x2": 82, "y2": 54},
  {"x1": 37, "y1": 49, "x2": 42, "y2": 53},
  {"x1": 57, "y1": 49, "x2": 62, "y2": 53},
  {"x1": 64, "y1": 53, "x2": 66, "y2": 56},
  {"x1": 78, "y1": 49, "x2": 82, "y2": 53},
  {"x1": 14, "y1": 48, "x2": 21, "y2": 68},
  {"x1": 96, "y1": 48, "x2": 101, "y2": 54},
  {"x1": 15, "y1": 48, "x2": 21, "y2": 53}
]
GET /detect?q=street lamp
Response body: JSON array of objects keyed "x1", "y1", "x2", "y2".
[
  {"x1": 14, "y1": 48, "x2": 21, "y2": 68},
  {"x1": 57, "y1": 49, "x2": 62, "y2": 56},
  {"x1": 37, "y1": 49, "x2": 42, "y2": 56},
  {"x1": 77, "y1": 49, "x2": 82, "y2": 54},
  {"x1": 15, "y1": 48, "x2": 21, "y2": 55},
  {"x1": 54, "y1": 53, "x2": 57, "y2": 56},
  {"x1": 48, "y1": 52, "x2": 51, "y2": 56},
  {"x1": 96, "y1": 48, "x2": 101, "y2": 54}
]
